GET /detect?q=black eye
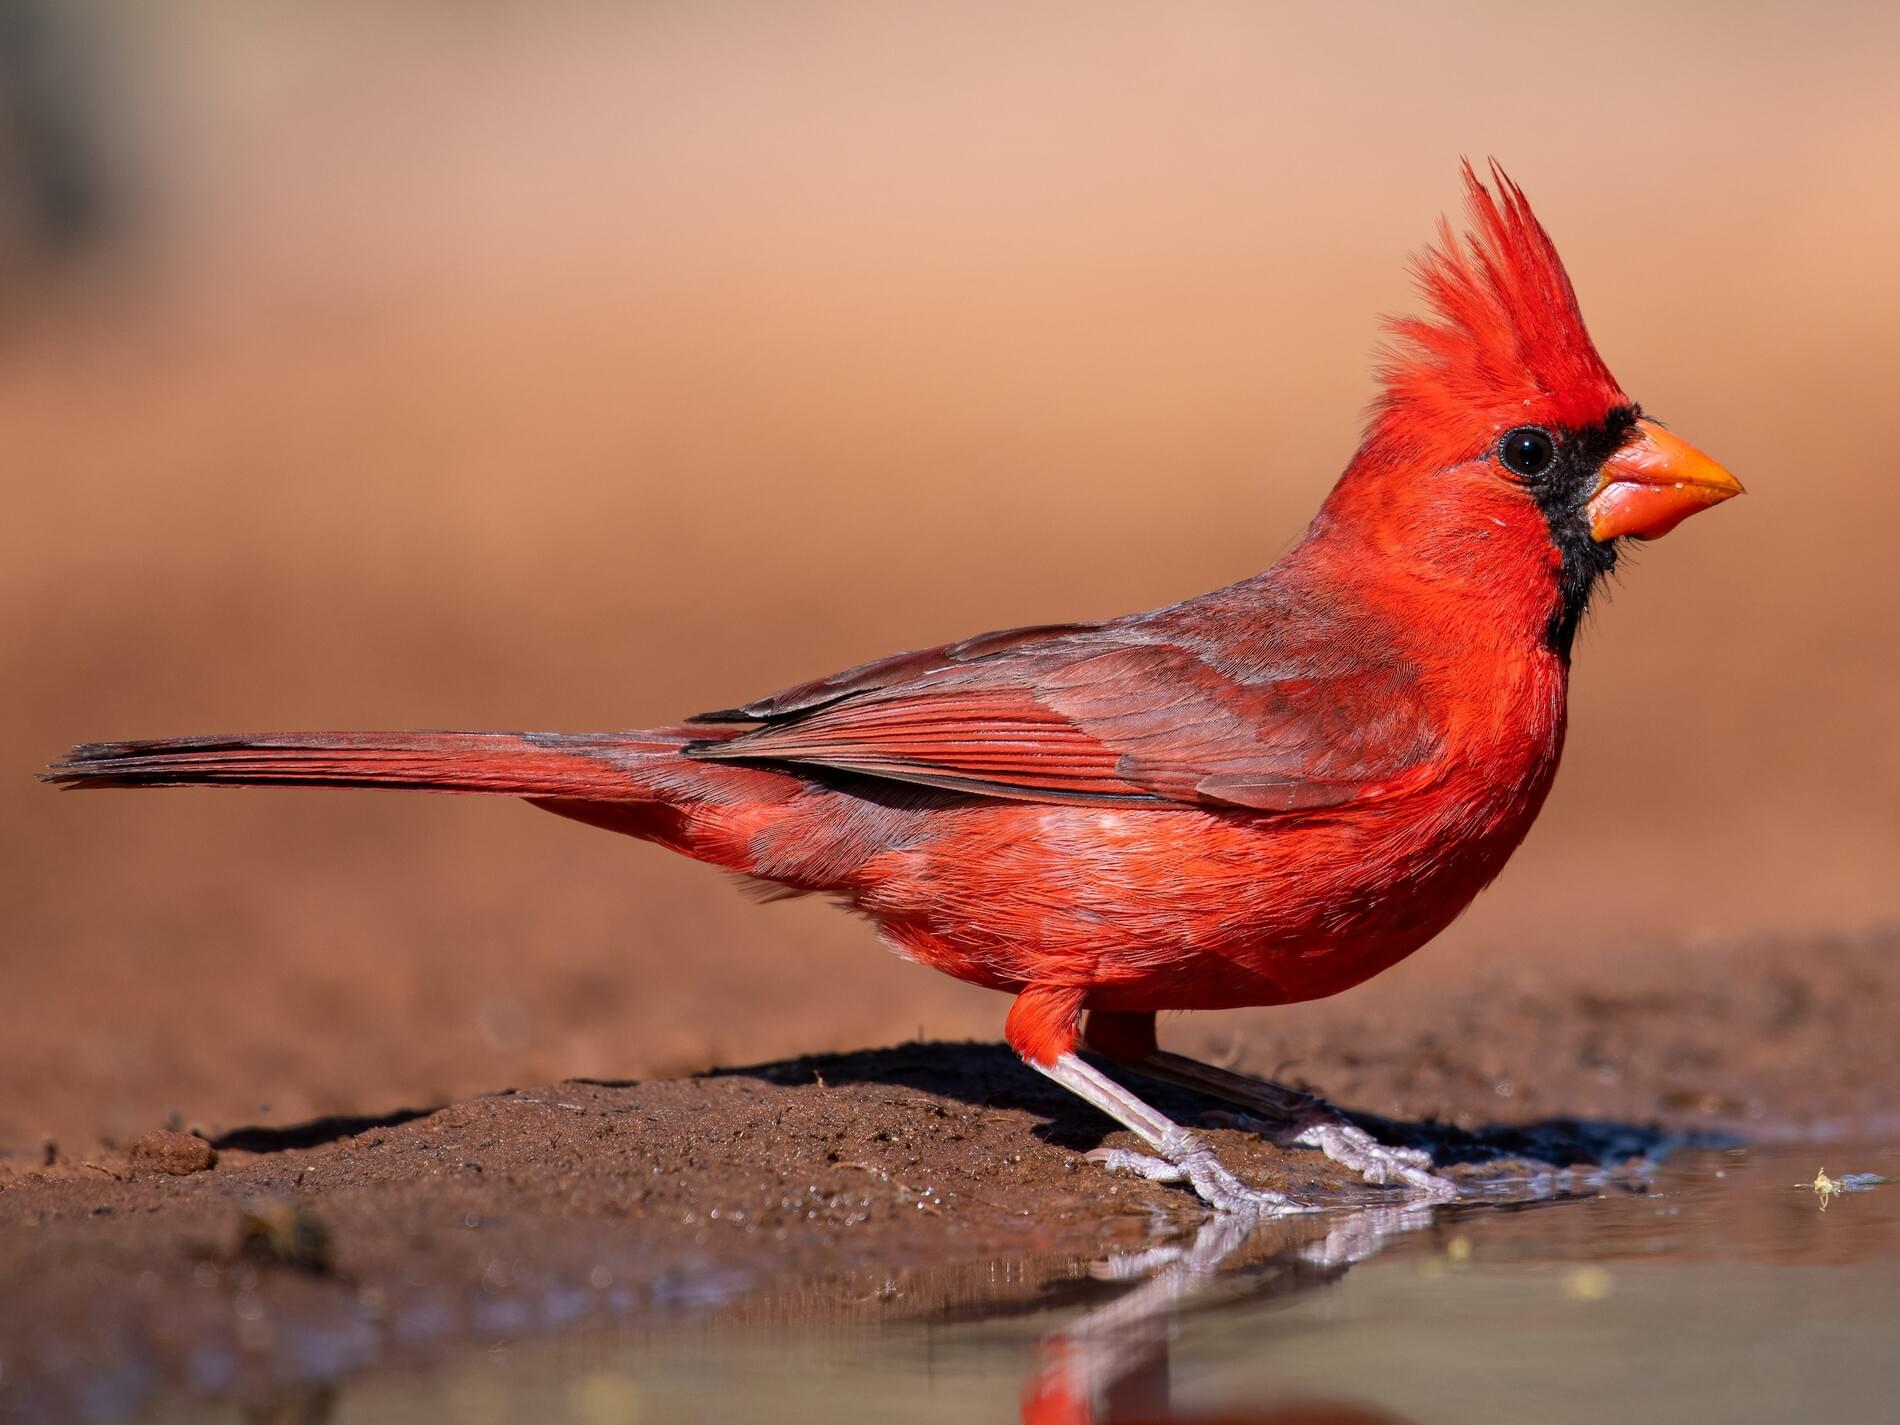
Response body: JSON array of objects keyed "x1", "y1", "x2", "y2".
[{"x1": 1499, "y1": 427, "x2": 1556, "y2": 478}]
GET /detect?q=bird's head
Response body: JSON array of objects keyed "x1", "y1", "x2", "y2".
[{"x1": 1320, "y1": 161, "x2": 1742, "y2": 657}]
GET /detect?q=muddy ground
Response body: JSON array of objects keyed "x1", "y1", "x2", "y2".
[{"x1": 2, "y1": 926, "x2": 1892, "y2": 1417}]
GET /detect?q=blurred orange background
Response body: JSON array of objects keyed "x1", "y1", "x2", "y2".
[{"x1": 4, "y1": 2, "x2": 1896, "y2": 1150}]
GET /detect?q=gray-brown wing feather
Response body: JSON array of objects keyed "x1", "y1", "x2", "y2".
[{"x1": 686, "y1": 614, "x2": 1441, "y2": 812}]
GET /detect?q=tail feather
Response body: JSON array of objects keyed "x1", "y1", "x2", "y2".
[{"x1": 40, "y1": 731, "x2": 674, "y2": 799}]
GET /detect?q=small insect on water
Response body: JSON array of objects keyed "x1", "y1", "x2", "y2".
[{"x1": 1811, "y1": 1168, "x2": 1843, "y2": 1211}]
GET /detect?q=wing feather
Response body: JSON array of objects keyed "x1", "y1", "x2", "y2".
[{"x1": 687, "y1": 619, "x2": 1441, "y2": 812}]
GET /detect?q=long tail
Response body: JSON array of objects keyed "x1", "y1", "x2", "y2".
[{"x1": 40, "y1": 730, "x2": 699, "y2": 799}]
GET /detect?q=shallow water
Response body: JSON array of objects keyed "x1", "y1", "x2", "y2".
[{"x1": 130, "y1": 1141, "x2": 1897, "y2": 1425}]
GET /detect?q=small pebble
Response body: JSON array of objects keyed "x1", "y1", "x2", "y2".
[{"x1": 128, "y1": 1131, "x2": 217, "y2": 1176}]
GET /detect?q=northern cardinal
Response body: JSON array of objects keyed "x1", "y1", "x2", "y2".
[{"x1": 46, "y1": 164, "x2": 1741, "y2": 1213}]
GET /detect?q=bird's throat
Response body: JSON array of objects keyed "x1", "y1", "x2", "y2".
[
  {"x1": 1527, "y1": 407, "x2": 1637, "y2": 659},
  {"x1": 1543, "y1": 520, "x2": 1617, "y2": 659}
]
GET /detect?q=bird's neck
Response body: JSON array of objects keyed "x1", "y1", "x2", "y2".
[
  {"x1": 1283, "y1": 487, "x2": 1576, "y2": 841},
  {"x1": 1300, "y1": 461, "x2": 1593, "y2": 664}
]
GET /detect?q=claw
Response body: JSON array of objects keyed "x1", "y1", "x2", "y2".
[
  {"x1": 1086, "y1": 1134, "x2": 1311, "y2": 1217},
  {"x1": 1201, "y1": 1108, "x2": 1454, "y2": 1198},
  {"x1": 1085, "y1": 1146, "x2": 1188, "y2": 1185},
  {"x1": 1289, "y1": 1118, "x2": 1456, "y2": 1198},
  {"x1": 1036, "y1": 1050, "x2": 1436, "y2": 1216},
  {"x1": 1128, "y1": 1051, "x2": 1457, "y2": 1200}
]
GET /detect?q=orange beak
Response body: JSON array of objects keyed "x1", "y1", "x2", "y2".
[{"x1": 1587, "y1": 419, "x2": 1744, "y2": 541}]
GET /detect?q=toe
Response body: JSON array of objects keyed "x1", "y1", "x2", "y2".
[
  {"x1": 1086, "y1": 1146, "x2": 1189, "y2": 1184},
  {"x1": 1400, "y1": 1166, "x2": 1459, "y2": 1199}
]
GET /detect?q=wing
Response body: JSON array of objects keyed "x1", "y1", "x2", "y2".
[{"x1": 687, "y1": 618, "x2": 1442, "y2": 813}]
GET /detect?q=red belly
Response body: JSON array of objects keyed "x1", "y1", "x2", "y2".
[{"x1": 853, "y1": 781, "x2": 1546, "y2": 1012}]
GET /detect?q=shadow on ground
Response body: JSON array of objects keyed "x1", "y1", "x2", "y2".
[
  {"x1": 706, "y1": 1041, "x2": 1724, "y2": 1170},
  {"x1": 210, "y1": 1107, "x2": 439, "y2": 1154}
]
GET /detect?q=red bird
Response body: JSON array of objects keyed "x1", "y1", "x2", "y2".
[{"x1": 46, "y1": 165, "x2": 1741, "y2": 1213}]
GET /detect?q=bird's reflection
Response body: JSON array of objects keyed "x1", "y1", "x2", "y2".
[{"x1": 1021, "y1": 1205, "x2": 1433, "y2": 1425}]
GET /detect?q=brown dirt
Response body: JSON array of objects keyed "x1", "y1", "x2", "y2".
[{"x1": 2, "y1": 926, "x2": 1893, "y2": 1416}]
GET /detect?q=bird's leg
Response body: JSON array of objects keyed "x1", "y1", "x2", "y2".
[
  {"x1": 1008, "y1": 986, "x2": 1306, "y2": 1216},
  {"x1": 1082, "y1": 1012, "x2": 1454, "y2": 1199},
  {"x1": 1150, "y1": 1051, "x2": 1453, "y2": 1197},
  {"x1": 1029, "y1": 1052, "x2": 1308, "y2": 1217}
]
